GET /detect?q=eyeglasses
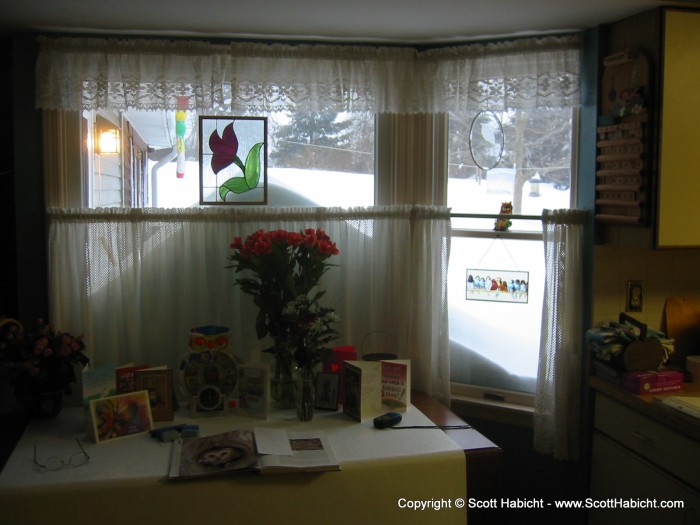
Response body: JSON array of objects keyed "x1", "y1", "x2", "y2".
[{"x1": 34, "y1": 439, "x2": 90, "y2": 471}]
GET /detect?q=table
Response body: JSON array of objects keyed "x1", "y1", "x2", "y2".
[
  {"x1": 0, "y1": 396, "x2": 485, "y2": 525},
  {"x1": 411, "y1": 391, "x2": 502, "y2": 506}
]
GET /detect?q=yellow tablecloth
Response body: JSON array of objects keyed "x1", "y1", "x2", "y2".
[{"x1": 0, "y1": 405, "x2": 467, "y2": 524}]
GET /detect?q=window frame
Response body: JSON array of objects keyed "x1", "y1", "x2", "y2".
[
  {"x1": 76, "y1": 109, "x2": 377, "y2": 209},
  {"x1": 446, "y1": 108, "x2": 579, "y2": 412}
]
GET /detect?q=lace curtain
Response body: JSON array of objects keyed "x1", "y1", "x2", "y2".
[
  {"x1": 35, "y1": 35, "x2": 581, "y2": 113},
  {"x1": 47, "y1": 205, "x2": 452, "y2": 402},
  {"x1": 534, "y1": 209, "x2": 587, "y2": 460}
]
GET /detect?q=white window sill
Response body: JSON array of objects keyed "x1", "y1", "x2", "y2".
[{"x1": 450, "y1": 383, "x2": 534, "y2": 428}]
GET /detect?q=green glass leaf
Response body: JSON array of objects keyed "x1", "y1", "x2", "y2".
[
  {"x1": 233, "y1": 155, "x2": 246, "y2": 174},
  {"x1": 219, "y1": 176, "x2": 251, "y2": 200},
  {"x1": 244, "y1": 142, "x2": 264, "y2": 189}
]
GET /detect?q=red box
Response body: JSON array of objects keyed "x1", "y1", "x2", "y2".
[{"x1": 622, "y1": 369, "x2": 684, "y2": 394}]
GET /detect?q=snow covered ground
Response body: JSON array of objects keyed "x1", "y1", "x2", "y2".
[{"x1": 152, "y1": 163, "x2": 373, "y2": 208}]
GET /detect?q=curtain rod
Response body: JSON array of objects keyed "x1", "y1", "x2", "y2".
[{"x1": 450, "y1": 212, "x2": 541, "y2": 220}]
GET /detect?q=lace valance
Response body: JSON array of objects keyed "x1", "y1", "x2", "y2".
[{"x1": 35, "y1": 34, "x2": 581, "y2": 113}]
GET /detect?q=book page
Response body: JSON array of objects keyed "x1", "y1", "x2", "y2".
[
  {"x1": 258, "y1": 431, "x2": 340, "y2": 473},
  {"x1": 168, "y1": 430, "x2": 260, "y2": 479}
]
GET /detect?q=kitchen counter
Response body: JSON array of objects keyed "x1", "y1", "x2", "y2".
[
  {"x1": 589, "y1": 374, "x2": 700, "y2": 524},
  {"x1": 589, "y1": 375, "x2": 700, "y2": 442}
]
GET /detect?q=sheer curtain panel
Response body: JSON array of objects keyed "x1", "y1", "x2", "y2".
[
  {"x1": 47, "y1": 206, "x2": 453, "y2": 403},
  {"x1": 534, "y1": 209, "x2": 587, "y2": 460}
]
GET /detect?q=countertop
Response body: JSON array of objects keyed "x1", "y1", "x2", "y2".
[{"x1": 590, "y1": 375, "x2": 700, "y2": 442}]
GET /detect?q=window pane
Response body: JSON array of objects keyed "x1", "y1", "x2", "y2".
[
  {"x1": 448, "y1": 107, "x2": 575, "y2": 396},
  {"x1": 137, "y1": 110, "x2": 375, "y2": 208},
  {"x1": 267, "y1": 111, "x2": 375, "y2": 207},
  {"x1": 448, "y1": 233, "x2": 544, "y2": 394},
  {"x1": 90, "y1": 113, "x2": 124, "y2": 207},
  {"x1": 448, "y1": 109, "x2": 573, "y2": 220}
]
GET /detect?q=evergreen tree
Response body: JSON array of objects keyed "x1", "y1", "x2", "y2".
[{"x1": 270, "y1": 111, "x2": 354, "y2": 171}]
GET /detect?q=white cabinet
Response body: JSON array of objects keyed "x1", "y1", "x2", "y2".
[{"x1": 590, "y1": 393, "x2": 700, "y2": 524}]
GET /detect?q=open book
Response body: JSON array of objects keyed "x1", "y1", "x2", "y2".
[{"x1": 168, "y1": 429, "x2": 340, "y2": 480}]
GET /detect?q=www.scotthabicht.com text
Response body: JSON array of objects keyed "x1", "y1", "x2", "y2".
[{"x1": 468, "y1": 497, "x2": 685, "y2": 510}]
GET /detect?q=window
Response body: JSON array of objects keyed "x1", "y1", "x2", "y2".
[
  {"x1": 39, "y1": 35, "x2": 581, "y2": 411},
  {"x1": 447, "y1": 107, "x2": 575, "y2": 398},
  {"x1": 83, "y1": 109, "x2": 375, "y2": 209}
]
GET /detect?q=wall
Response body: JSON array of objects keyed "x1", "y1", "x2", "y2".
[
  {"x1": 7, "y1": 36, "x2": 48, "y2": 324},
  {"x1": 10, "y1": 37, "x2": 46, "y2": 320},
  {"x1": 592, "y1": 244, "x2": 700, "y2": 330},
  {"x1": 0, "y1": 37, "x2": 17, "y2": 317},
  {"x1": 593, "y1": 8, "x2": 700, "y2": 334}
]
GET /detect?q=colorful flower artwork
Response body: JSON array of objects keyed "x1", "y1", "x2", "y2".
[{"x1": 199, "y1": 116, "x2": 267, "y2": 205}]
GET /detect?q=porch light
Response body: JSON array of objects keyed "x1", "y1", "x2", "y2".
[{"x1": 98, "y1": 128, "x2": 120, "y2": 155}]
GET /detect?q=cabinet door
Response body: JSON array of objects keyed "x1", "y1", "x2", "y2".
[
  {"x1": 657, "y1": 10, "x2": 700, "y2": 247},
  {"x1": 590, "y1": 432, "x2": 700, "y2": 525}
]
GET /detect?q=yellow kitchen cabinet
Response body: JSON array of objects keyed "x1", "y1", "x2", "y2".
[{"x1": 656, "y1": 9, "x2": 700, "y2": 247}]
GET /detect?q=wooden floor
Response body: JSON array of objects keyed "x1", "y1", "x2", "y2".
[{"x1": 460, "y1": 415, "x2": 590, "y2": 525}]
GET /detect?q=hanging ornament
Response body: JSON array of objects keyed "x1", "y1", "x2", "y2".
[{"x1": 175, "y1": 96, "x2": 189, "y2": 178}]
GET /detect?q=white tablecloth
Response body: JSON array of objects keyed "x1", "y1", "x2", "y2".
[{"x1": 0, "y1": 405, "x2": 467, "y2": 524}]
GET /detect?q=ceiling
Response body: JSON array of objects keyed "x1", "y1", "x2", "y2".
[
  {"x1": 5, "y1": 0, "x2": 698, "y2": 149},
  {"x1": 2, "y1": 0, "x2": 699, "y2": 44}
]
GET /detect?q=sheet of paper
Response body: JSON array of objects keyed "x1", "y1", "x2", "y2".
[{"x1": 254, "y1": 427, "x2": 293, "y2": 455}]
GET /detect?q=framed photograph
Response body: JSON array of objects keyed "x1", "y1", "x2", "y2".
[
  {"x1": 315, "y1": 372, "x2": 339, "y2": 411},
  {"x1": 466, "y1": 269, "x2": 529, "y2": 304},
  {"x1": 235, "y1": 364, "x2": 270, "y2": 419},
  {"x1": 89, "y1": 391, "x2": 154, "y2": 444},
  {"x1": 199, "y1": 116, "x2": 267, "y2": 205},
  {"x1": 135, "y1": 368, "x2": 174, "y2": 421}
]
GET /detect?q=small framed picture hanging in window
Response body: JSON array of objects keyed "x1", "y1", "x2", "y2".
[
  {"x1": 199, "y1": 116, "x2": 268, "y2": 205},
  {"x1": 466, "y1": 269, "x2": 529, "y2": 304}
]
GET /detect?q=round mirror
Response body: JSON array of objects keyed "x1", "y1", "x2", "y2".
[{"x1": 469, "y1": 111, "x2": 504, "y2": 170}]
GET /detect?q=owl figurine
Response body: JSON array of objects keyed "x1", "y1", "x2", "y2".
[
  {"x1": 188, "y1": 325, "x2": 231, "y2": 353},
  {"x1": 494, "y1": 202, "x2": 513, "y2": 232}
]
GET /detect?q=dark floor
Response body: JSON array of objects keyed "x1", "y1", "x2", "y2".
[{"x1": 466, "y1": 416, "x2": 590, "y2": 525}]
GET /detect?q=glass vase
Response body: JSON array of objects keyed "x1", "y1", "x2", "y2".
[
  {"x1": 271, "y1": 350, "x2": 297, "y2": 410},
  {"x1": 295, "y1": 365, "x2": 315, "y2": 422}
]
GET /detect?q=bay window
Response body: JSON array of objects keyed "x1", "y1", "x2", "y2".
[{"x1": 37, "y1": 34, "x2": 584, "y2": 456}]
